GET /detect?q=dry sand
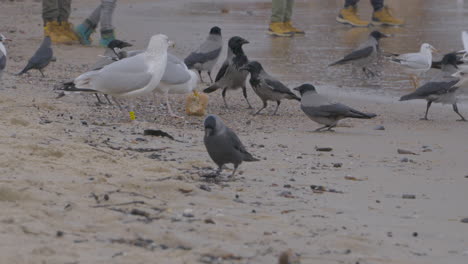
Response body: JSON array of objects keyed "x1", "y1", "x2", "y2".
[{"x1": 0, "y1": 1, "x2": 468, "y2": 264}]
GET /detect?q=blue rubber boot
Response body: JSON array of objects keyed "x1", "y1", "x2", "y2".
[
  {"x1": 99, "y1": 29, "x2": 116, "y2": 47},
  {"x1": 74, "y1": 20, "x2": 95, "y2": 45}
]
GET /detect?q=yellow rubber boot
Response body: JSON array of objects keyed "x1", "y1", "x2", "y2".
[
  {"x1": 372, "y1": 6, "x2": 404, "y2": 26},
  {"x1": 267, "y1": 22, "x2": 293, "y2": 37},
  {"x1": 44, "y1": 21, "x2": 73, "y2": 44},
  {"x1": 60, "y1": 22, "x2": 79, "y2": 41},
  {"x1": 284, "y1": 21, "x2": 304, "y2": 34},
  {"x1": 336, "y1": 6, "x2": 369, "y2": 27}
]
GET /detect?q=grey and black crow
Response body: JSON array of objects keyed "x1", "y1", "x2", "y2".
[
  {"x1": 294, "y1": 84, "x2": 377, "y2": 131},
  {"x1": 204, "y1": 114, "x2": 259, "y2": 177},
  {"x1": 184, "y1": 26, "x2": 222, "y2": 83},
  {"x1": 17, "y1": 36, "x2": 53, "y2": 77},
  {"x1": 329, "y1": 31, "x2": 388, "y2": 78},
  {"x1": 240, "y1": 61, "x2": 300, "y2": 115},
  {"x1": 203, "y1": 36, "x2": 252, "y2": 109}
]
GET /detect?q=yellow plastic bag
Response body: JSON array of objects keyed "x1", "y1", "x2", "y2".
[{"x1": 185, "y1": 90, "x2": 209, "y2": 116}]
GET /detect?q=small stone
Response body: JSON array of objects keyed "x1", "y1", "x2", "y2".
[
  {"x1": 283, "y1": 184, "x2": 291, "y2": 188},
  {"x1": 80, "y1": 120, "x2": 88, "y2": 126},
  {"x1": 374, "y1": 125, "x2": 385, "y2": 130},
  {"x1": 103, "y1": 194, "x2": 109, "y2": 201},
  {"x1": 402, "y1": 194, "x2": 416, "y2": 199},
  {"x1": 56, "y1": 231, "x2": 64, "y2": 237},
  {"x1": 182, "y1": 209, "x2": 194, "y2": 218},
  {"x1": 315, "y1": 147, "x2": 333, "y2": 152},
  {"x1": 397, "y1": 148, "x2": 417, "y2": 155},
  {"x1": 413, "y1": 232, "x2": 418, "y2": 237},
  {"x1": 251, "y1": 209, "x2": 256, "y2": 213},
  {"x1": 204, "y1": 218, "x2": 215, "y2": 224},
  {"x1": 333, "y1": 163, "x2": 342, "y2": 168},
  {"x1": 199, "y1": 184, "x2": 211, "y2": 192},
  {"x1": 461, "y1": 218, "x2": 468, "y2": 223},
  {"x1": 400, "y1": 157, "x2": 409, "y2": 163},
  {"x1": 387, "y1": 231, "x2": 393, "y2": 237}
]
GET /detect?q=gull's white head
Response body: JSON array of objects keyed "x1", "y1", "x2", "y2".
[
  {"x1": 146, "y1": 34, "x2": 171, "y2": 55},
  {"x1": 421, "y1": 43, "x2": 438, "y2": 53}
]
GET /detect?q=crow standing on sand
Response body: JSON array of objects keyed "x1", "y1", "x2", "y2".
[
  {"x1": 294, "y1": 84, "x2": 377, "y2": 131},
  {"x1": 17, "y1": 36, "x2": 53, "y2": 77},
  {"x1": 240, "y1": 61, "x2": 300, "y2": 115},
  {"x1": 204, "y1": 114, "x2": 259, "y2": 177},
  {"x1": 329, "y1": 31, "x2": 388, "y2": 78},
  {"x1": 399, "y1": 69, "x2": 468, "y2": 121},
  {"x1": 184, "y1": 26, "x2": 222, "y2": 83},
  {"x1": 203, "y1": 36, "x2": 252, "y2": 109}
]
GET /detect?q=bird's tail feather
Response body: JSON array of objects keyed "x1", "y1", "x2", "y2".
[
  {"x1": 399, "y1": 93, "x2": 418, "y2": 101},
  {"x1": 328, "y1": 60, "x2": 344, "y2": 67},
  {"x1": 203, "y1": 83, "x2": 220, "y2": 93},
  {"x1": 243, "y1": 152, "x2": 260, "y2": 162},
  {"x1": 348, "y1": 109, "x2": 377, "y2": 119},
  {"x1": 16, "y1": 64, "x2": 32, "y2": 76}
]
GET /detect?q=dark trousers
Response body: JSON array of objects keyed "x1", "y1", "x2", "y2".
[
  {"x1": 42, "y1": 0, "x2": 72, "y2": 23},
  {"x1": 344, "y1": 0, "x2": 384, "y2": 11}
]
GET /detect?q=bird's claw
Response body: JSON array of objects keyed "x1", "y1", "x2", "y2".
[
  {"x1": 419, "y1": 117, "x2": 429, "y2": 121},
  {"x1": 456, "y1": 119, "x2": 467, "y2": 122}
]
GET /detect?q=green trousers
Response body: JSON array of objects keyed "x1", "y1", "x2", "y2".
[
  {"x1": 42, "y1": 0, "x2": 72, "y2": 23},
  {"x1": 271, "y1": 0, "x2": 294, "y2": 23}
]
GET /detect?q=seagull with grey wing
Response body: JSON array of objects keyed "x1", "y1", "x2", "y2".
[
  {"x1": 184, "y1": 26, "x2": 222, "y2": 83},
  {"x1": 57, "y1": 34, "x2": 171, "y2": 120},
  {"x1": 240, "y1": 61, "x2": 300, "y2": 115},
  {"x1": 389, "y1": 43, "x2": 438, "y2": 89},
  {"x1": 329, "y1": 31, "x2": 388, "y2": 78},
  {"x1": 204, "y1": 114, "x2": 259, "y2": 177},
  {"x1": 203, "y1": 36, "x2": 252, "y2": 109},
  {"x1": 294, "y1": 84, "x2": 377, "y2": 132},
  {"x1": 399, "y1": 68, "x2": 468, "y2": 121},
  {"x1": 0, "y1": 34, "x2": 11, "y2": 81},
  {"x1": 17, "y1": 36, "x2": 53, "y2": 77},
  {"x1": 154, "y1": 53, "x2": 199, "y2": 117}
]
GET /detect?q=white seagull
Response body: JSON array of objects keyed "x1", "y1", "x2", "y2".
[{"x1": 390, "y1": 43, "x2": 438, "y2": 88}]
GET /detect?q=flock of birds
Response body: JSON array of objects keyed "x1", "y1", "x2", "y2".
[{"x1": 0, "y1": 27, "x2": 467, "y2": 176}]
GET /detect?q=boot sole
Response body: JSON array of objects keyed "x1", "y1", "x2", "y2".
[
  {"x1": 371, "y1": 20, "x2": 404, "y2": 26},
  {"x1": 267, "y1": 30, "x2": 293, "y2": 37},
  {"x1": 336, "y1": 16, "x2": 369, "y2": 27}
]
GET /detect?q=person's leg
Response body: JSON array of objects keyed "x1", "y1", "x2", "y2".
[
  {"x1": 371, "y1": 0, "x2": 404, "y2": 26},
  {"x1": 75, "y1": 4, "x2": 102, "y2": 45},
  {"x1": 369, "y1": 0, "x2": 383, "y2": 11},
  {"x1": 99, "y1": 0, "x2": 117, "y2": 46},
  {"x1": 42, "y1": 0, "x2": 59, "y2": 24},
  {"x1": 268, "y1": 0, "x2": 292, "y2": 37},
  {"x1": 57, "y1": 0, "x2": 71, "y2": 22},
  {"x1": 336, "y1": 0, "x2": 369, "y2": 27},
  {"x1": 283, "y1": 0, "x2": 304, "y2": 34},
  {"x1": 344, "y1": 0, "x2": 360, "y2": 8}
]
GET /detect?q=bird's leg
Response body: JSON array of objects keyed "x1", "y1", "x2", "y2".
[
  {"x1": 452, "y1": 103, "x2": 467, "y2": 121},
  {"x1": 208, "y1": 71, "x2": 213, "y2": 83},
  {"x1": 39, "y1": 69, "x2": 45, "y2": 77},
  {"x1": 362, "y1": 67, "x2": 369, "y2": 78},
  {"x1": 272, "y1": 101, "x2": 281, "y2": 115},
  {"x1": 366, "y1": 68, "x2": 376, "y2": 78},
  {"x1": 113, "y1": 98, "x2": 124, "y2": 110},
  {"x1": 254, "y1": 101, "x2": 267, "y2": 115},
  {"x1": 165, "y1": 91, "x2": 183, "y2": 118},
  {"x1": 314, "y1": 125, "x2": 328, "y2": 132},
  {"x1": 420, "y1": 101, "x2": 432, "y2": 120},
  {"x1": 152, "y1": 92, "x2": 159, "y2": 113},
  {"x1": 326, "y1": 123, "x2": 337, "y2": 132},
  {"x1": 242, "y1": 86, "x2": 253, "y2": 109},
  {"x1": 104, "y1": 94, "x2": 113, "y2": 105},
  {"x1": 198, "y1": 70, "x2": 205, "y2": 83},
  {"x1": 222, "y1": 88, "x2": 229, "y2": 109},
  {"x1": 230, "y1": 165, "x2": 238, "y2": 178},
  {"x1": 94, "y1": 93, "x2": 104, "y2": 104},
  {"x1": 216, "y1": 166, "x2": 223, "y2": 176}
]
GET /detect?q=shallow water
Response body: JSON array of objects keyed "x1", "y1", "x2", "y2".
[{"x1": 75, "y1": 0, "x2": 468, "y2": 101}]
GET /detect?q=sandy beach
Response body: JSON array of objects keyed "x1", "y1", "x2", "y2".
[{"x1": 0, "y1": 1, "x2": 468, "y2": 263}]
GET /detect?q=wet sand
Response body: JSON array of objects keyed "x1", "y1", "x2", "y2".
[{"x1": 1, "y1": 1, "x2": 468, "y2": 263}]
